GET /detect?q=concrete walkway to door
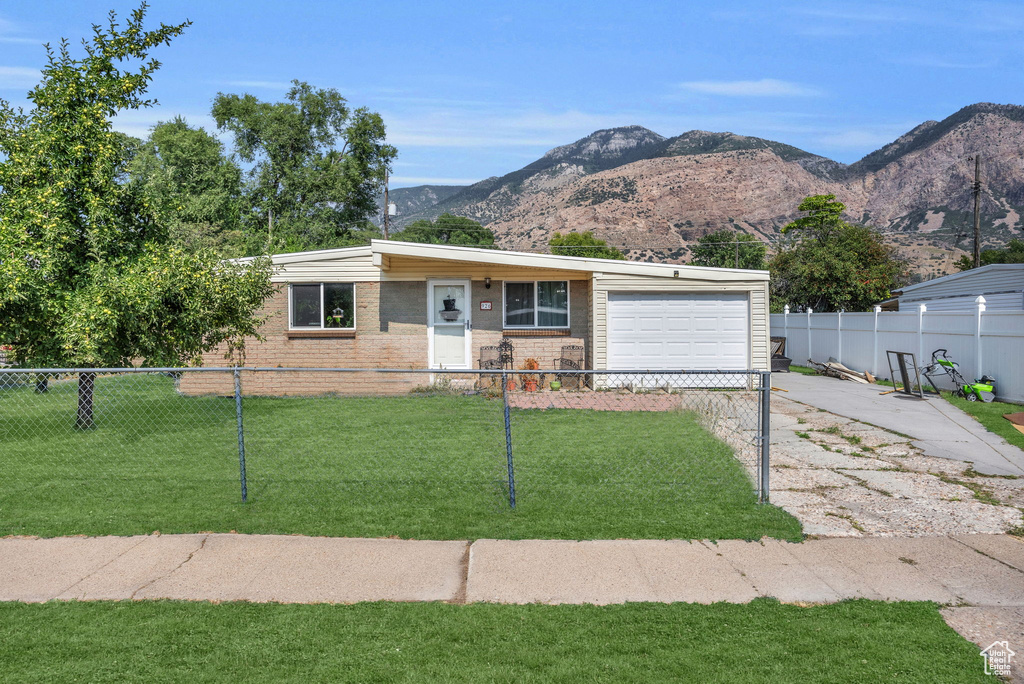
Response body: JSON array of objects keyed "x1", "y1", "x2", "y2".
[{"x1": 771, "y1": 371, "x2": 1024, "y2": 477}]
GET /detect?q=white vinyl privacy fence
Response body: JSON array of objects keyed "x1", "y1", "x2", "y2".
[{"x1": 771, "y1": 299, "x2": 1024, "y2": 403}]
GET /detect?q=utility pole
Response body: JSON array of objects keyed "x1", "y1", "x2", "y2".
[
  {"x1": 382, "y1": 169, "x2": 390, "y2": 240},
  {"x1": 972, "y1": 154, "x2": 982, "y2": 268}
]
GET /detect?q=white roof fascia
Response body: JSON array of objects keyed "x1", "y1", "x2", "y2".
[
  {"x1": 370, "y1": 240, "x2": 769, "y2": 281},
  {"x1": 230, "y1": 245, "x2": 373, "y2": 266},
  {"x1": 897, "y1": 263, "x2": 1024, "y2": 295}
]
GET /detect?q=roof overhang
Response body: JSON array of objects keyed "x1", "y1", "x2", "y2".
[{"x1": 369, "y1": 240, "x2": 769, "y2": 281}]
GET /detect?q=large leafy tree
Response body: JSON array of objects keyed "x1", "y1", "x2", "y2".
[
  {"x1": 212, "y1": 82, "x2": 396, "y2": 253},
  {"x1": 127, "y1": 116, "x2": 244, "y2": 255},
  {"x1": 391, "y1": 213, "x2": 496, "y2": 247},
  {"x1": 0, "y1": 4, "x2": 274, "y2": 427},
  {"x1": 955, "y1": 238, "x2": 1024, "y2": 271},
  {"x1": 770, "y1": 195, "x2": 906, "y2": 312},
  {"x1": 690, "y1": 229, "x2": 766, "y2": 270},
  {"x1": 549, "y1": 231, "x2": 625, "y2": 259}
]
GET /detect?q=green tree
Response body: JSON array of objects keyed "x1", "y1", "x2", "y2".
[
  {"x1": 770, "y1": 196, "x2": 906, "y2": 312},
  {"x1": 0, "y1": 4, "x2": 274, "y2": 427},
  {"x1": 691, "y1": 229, "x2": 766, "y2": 269},
  {"x1": 128, "y1": 116, "x2": 244, "y2": 255},
  {"x1": 212, "y1": 82, "x2": 395, "y2": 253},
  {"x1": 781, "y1": 194, "x2": 847, "y2": 240},
  {"x1": 391, "y1": 213, "x2": 496, "y2": 247},
  {"x1": 548, "y1": 231, "x2": 625, "y2": 259},
  {"x1": 955, "y1": 238, "x2": 1024, "y2": 271}
]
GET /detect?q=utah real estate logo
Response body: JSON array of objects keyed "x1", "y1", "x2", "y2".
[{"x1": 981, "y1": 641, "x2": 1014, "y2": 677}]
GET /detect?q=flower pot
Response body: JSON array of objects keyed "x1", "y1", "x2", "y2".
[
  {"x1": 549, "y1": 381, "x2": 562, "y2": 391},
  {"x1": 506, "y1": 379, "x2": 517, "y2": 392},
  {"x1": 524, "y1": 379, "x2": 539, "y2": 392}
]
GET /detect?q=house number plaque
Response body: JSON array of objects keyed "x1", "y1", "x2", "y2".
[{"x1": 480, "y1": 301, "x2": 492, "y2": 310}]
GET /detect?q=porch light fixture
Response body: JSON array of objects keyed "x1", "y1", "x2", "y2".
[{"x1": 485, "y1": 277, "x2": 491, "y2": 289}]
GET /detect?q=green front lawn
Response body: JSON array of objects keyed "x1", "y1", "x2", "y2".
[
  {"x1": 0, "y1": 600, "x2": 992, "y2": 683},
  {"x1": 0, "y1": 374, "x2": 799, "y2": 541}
]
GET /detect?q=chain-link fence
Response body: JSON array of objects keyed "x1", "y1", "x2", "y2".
[{"x1": 0, "y1": 367, "x2": 779, "y2": 540}]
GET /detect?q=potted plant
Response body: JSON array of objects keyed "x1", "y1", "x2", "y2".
[
  {"x1": 439, "y1": 289, "x2": 461, "y2": 321},
  {"x1": 521, "y1": 358, "x2": 540, "y2": 392},
  {"x1": 549, "y1": 380, "x2": 562, "y2": 391}
]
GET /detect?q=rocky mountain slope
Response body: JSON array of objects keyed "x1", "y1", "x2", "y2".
[
  {"x1": 392, "y1": 104, "x2": 1024, "y2": 276},
  {"x1": 381, "y1": 184, "x2": 466, "y2": 222}
]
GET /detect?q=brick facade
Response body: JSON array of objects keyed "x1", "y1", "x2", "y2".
[{"x1": 179, "y1": 278, "x2": 591, "y2": 396}]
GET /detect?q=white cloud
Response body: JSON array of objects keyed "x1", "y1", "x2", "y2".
[
  {"x1": 892, "y1": 55, "x2": 995, "y2": 69},
  {"x1": 219, "y1": 80, "x2": 294, "y2": 91},
  {"x1": 391, "y1": 176, "x2": 478, "y2": 186},
  {"x1": 786, "y1": 1, "x2": 1024, "y2": 32},
  {"x1": 815, "y1": 128, "x2": 910, "y2": 149},
  {"x1": 0, "y1": 66, "x2": 41, "y2": 90},
  {"x1": 678, "y1": 79, "x2": 822, "y2": 97},
  {"x1": 0, "y1": 14, "x2": 40, "y2": 45},
  {"x1": 109, "y1": 110, "x2": 220, "y2": 140},
  {"x1": 386, "y1": 131, "x2": 561, "y2": 148}
]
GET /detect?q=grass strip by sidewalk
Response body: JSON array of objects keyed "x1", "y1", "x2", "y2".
[
  {"x1": 0, "y1": 600, "x2": 993, "y2": 683},
  {"x1": 0, "y1": 374, "x2": 800, "y2": 541}
]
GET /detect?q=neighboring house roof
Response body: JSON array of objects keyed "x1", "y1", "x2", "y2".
[
  {"x1": 242, "y1": 240, "x2": 769, "y2": 282},
  {"x1": 892, "y1": 264, "x2": 1024, "y2": 302}
]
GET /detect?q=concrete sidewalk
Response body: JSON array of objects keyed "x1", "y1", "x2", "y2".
[
  {"x1": 772, "y1": 371, "x2": 1024, "y2": 476},
  {"x1": 2, "y1": 533, "x2": 1022, "y2": 607}
]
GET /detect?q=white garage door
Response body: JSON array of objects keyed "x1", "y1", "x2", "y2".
[{"x1": 607, "y1": 292, "x2": 749, "y2": 370}]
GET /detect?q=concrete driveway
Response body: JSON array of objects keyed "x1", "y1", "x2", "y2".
[{"x1": 771, "y1": 371, "x2": 1024, "y2": 477}]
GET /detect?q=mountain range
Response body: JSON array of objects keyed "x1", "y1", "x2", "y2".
[{"x1": 383, "y1": 103, "x2": 1024, "y2": 275}]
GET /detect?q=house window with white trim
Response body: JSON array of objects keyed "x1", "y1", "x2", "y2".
[
  {"x1": 289, "y1": 283, "x2": 355, "y2": 329},
  {"x1": 504, "y1": 281, "x2": 569, "y2": 328}
]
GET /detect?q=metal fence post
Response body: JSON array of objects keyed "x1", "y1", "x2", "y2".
[
  {"x1": 759, "y1": 370, "x2": 771, "y2": 503},
  {"x1": 234, "y1": 368, "x2": 248, "y2": 503},
  {"x1": 500, "y1": 370, "x2": 516, "y2": 509}
]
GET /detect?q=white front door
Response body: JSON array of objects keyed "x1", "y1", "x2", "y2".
[{"x1": 428, "y1": 279, "x2": 472, "y2": 368}]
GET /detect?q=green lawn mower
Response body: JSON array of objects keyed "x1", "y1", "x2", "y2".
[{"x1": 922, "y1": 349, "x2": 996, "y2": 402}]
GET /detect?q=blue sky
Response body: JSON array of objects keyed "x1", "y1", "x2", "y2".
[{"x1": 0, "y1": 1, "x2": 1021, "y2": 187}]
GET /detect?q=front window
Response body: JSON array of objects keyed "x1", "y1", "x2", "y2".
[
  {"x1": 504, "y1": 281, "x2": 569, "y2": 328},
  {"x1": 290, "y1": 283, "x2": 355, "y2": 329}
]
